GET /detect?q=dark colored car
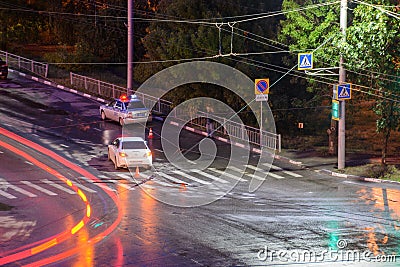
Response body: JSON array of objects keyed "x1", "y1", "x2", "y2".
[{"x1": 0, "y1": 58, "x2": 8, "y2": 79}]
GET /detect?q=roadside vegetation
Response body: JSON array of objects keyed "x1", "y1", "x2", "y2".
[
  {"x1": 0, "y1": 0, "x2": 399, "y2": 176},
  {"x1": 343, "y1": 164, "x2": 400, "y2": 182}
]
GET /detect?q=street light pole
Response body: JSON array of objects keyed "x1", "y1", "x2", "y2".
[
  {"x1": 127, "y1": 0, "x2": 134, "y2": 95},
  {"x1": 338, "y1": 0, "x2": 347, "y2": 169}
]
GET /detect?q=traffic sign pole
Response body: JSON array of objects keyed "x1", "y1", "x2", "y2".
[
  {"x1": 255, "y1": 79, "x2": 269, "y2": 143},
  {"x1": 338, "y1": 0, "x2": 347, "y2": 170}
]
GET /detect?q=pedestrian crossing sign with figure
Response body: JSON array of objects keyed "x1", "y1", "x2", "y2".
[
  {"x1": 298, "y1": 52, "x2": 313, "y2": 70},
  {"x1": 336, "y1": 83, "x2": 352, "y2": 100}
]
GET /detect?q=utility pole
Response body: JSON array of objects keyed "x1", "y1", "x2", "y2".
[
  {"x1": 338, "y1": 0, "x2": 347, "y2": 169},
  {"x1": 127, "y1": 0, "x2": 134, "y2": 95}
]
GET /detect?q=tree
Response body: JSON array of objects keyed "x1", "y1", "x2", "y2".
[
  {"x1": 343, "y1": 0, "x2": 400, "y2": 164},
  {"x1": 278, "y1": 0, "x2": 341, "y2": 148},
  {"x1": 278, "y1": 0, "x2": 400, "y2": 161},
  {"x1": 135, "y1": 0, "x2": 282, "y2": 124}
]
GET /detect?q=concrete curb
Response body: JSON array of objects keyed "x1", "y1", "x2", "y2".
[
  {"x1": 11, "y1": 69, "x2": 400, "y2": 187},
  {"x1": 320, "y1": 168, "x2": 400, "y2": 185}
]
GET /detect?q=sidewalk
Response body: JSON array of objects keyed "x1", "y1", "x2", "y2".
[{"x1": 276, "y1": 149, "x2": 400, "y2": 185}]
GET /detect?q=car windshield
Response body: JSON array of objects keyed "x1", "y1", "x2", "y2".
[
  {"x1": 122, "y1": 141, "x2": 147, "y2": 150},
  {"x1": 126, "y1": 101, "x2": 146, "y2": 110}
]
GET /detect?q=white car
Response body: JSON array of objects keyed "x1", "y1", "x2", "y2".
[
  {"x1": 108, "y1": 137, "x2": 152, "y2": 170},
  {"x1": 100, "y1": 95, "x2": 152, "y2": 126}
]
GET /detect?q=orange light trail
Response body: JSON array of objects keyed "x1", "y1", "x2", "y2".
[{"x1": 0, "y1": 127, "x2": 123, "y2": 266}]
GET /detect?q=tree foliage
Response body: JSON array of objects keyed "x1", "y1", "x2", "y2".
[
  {"x1": 343, "y1": 0, "x2": 400, "y2": 163},
  {"x1": 134, "y1": 0, "x2": 283, "y2": 124},
  {"x1": 279, "y1": 0, "x2": 400, "y2": 160}
]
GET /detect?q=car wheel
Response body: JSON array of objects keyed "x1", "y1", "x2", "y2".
[
  {"x1": 114, "y1": 157, "x2": 119, "y2": 170},
  {"x1": 101, "y1": 111, "x2": 106, "y2": 120},
  {"x1": 119, "y1": 118, "x2": 124, "y2": 126}
]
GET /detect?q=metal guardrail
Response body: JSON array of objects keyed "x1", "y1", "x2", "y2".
[
  {"x1": 0, "y1": 50, "x2": 48, "y2": 78},
  {"x1": 185, "y1": 111, "x2": 281, "y2": 151},
  {"x1": 70, "y1": 72, "x2": 173, "y2": 115},
  {"x1": 70, "y1": 72, "x2": 281, "y2": 152}
]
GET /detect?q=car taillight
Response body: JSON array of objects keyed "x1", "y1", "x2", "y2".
[
  {"x1": 146, "y1": 151, "x2": 152, "y2": 157},
  {"x1": 119, "y1": 152, "x2": 127, "y2": 157}
]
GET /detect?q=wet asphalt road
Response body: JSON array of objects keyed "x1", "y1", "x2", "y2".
[{"x1": 0, "y1": 73, "x2": 400, "y2": 266}]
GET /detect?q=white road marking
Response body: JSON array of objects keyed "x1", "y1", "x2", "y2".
[
  {"x1": 116, "y1": 173, "x2": 134, "y2": 181},
  {"x1": 139, "y1": 173, "x2": 174, "y2": 187},
  {"x1": 245, "y1": 165, "x2": 284, "y2": 179},
  {"x1": 74, "y1": 182, "x2": 97, "y2": 193},
  {"x1": 209, "y1": 168, "x2": 247, "y2": 181},
  {"x1": 0, "y1": 189, "x2": 17, "y2": 199},
  {"x1": 1, "y1": 180, "x2": 37, "y2": 197},
  {"x1": 190, "y1": 169, "x2": 229, "y2": 183},
  {"x1": 262, "y1": 163, "x2": 303, "y2": 178},
  {"x1": 21, "y1": 181, "x2": 57, "y2": 196},
  {"x1": 158, "y1": 172, "x2": 189, "y2": 185},
  {"x1": 41, "y1": 179, "x2": 76, "y2": 194},
  {"x1": 78, "y1": 176, "x2": 117, "y2": 192},
  {"x1": 228, "y1": 166, "x2": 267, "y2": 181},
  {"x1": 172, "y1": 170, "x2": 211, "y2": 185}
]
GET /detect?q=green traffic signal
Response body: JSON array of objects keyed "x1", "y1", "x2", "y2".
[{"x1": 332, "y1": 100, "x2": 340, "y2": 120}]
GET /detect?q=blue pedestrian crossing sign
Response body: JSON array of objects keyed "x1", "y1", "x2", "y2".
[
  {"x1": 298, "y1": 52, "x2": 313, "y2": 70},
  {"x1": 336, "y1": 83, "x2": 352, "y2": 100}
]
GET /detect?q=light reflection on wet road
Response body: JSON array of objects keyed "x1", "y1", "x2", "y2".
[{"x1": 1, "y1": 73, "x2": 400, "y2": 266}]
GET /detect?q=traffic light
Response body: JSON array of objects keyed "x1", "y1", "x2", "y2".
[{"x1": 332, "y1": 100, "x2": 340, "y2": 120}]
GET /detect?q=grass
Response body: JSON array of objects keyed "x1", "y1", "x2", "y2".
[{"x1": 343, "y1": 164, "x2": 400, "y2": 182}]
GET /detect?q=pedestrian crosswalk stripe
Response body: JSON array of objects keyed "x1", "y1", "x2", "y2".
[
  {"x1": 116, "y1": 173, "x2": 134, "y2": 181},
  {"x1": 245, "y1": 164, "x2": 263, "y2": 172},
  {"x1": 172, "y1": 170, "x2": 211, "y2": 185},
  {"x1": 262, "y1": 163, "x2": 281, "y2": 170},
  {"x1": 209, "y1": 168, "x2": 246, "y2": 181},
  {"x1": 190, "y1": 169, "x2": 229, "y2": 183},
  {"x1": 262, "y1": 163, "x2": 303, "y2": 178},
  {"x1": 78, "y1": 177, "x2": 117, "y2": 192},
  {"x1": 41, "y1": 179, "x2": 76, "y2": 194},
  {"x1": 158, "y1": 172, "x2": 189, "y2": 185},
  {"x1": 282, "y1": 170, "x2": 302, "y2": 178},
  {"x1": 98, "y1": 178, "x2": 133, "y2": 190},
  {"x1": 266, "y1": 172, "x2": 285, "y2": 179},
  {"x1": 229, "y1": 166, "x2": 267, "y2": 181},
  {"x1": 0, "y1": 189, "x2": 16, "y2": 199},
  {"x1": 139, "y1": 173, "x2": 175, "y2": 187},
  {"x1": 73, "y1": 182, "x2": 97, "y2": 193},
  {"x1": 21, "y1": 181, "x2": 57, "y2": 196},
  {"x1": 4, "y1": 181, "x2": 37, "y2": 197},
  {"x1": 246, "y1": 164, "x2": 284, "y2": 179}
]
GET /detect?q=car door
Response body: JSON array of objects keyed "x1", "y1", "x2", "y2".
[
  {"x1": 103, "y1": 100, "x2": 116, "y2": 119},
  {"x1": 109, "y1": 139, "x2": 119, "y2": 161},
  {"x1": 112, "y1": 101, "x2": 123, "y2": 121}
]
